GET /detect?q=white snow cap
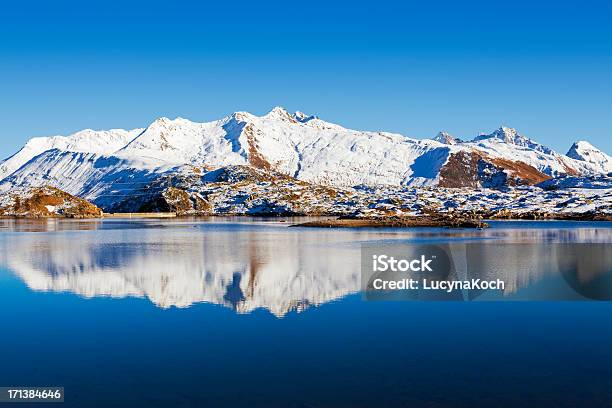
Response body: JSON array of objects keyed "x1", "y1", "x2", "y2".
[
  {"x1": 263, "y1": 106, "x2": 294, "y2": 120},
  {"x1": 1, "y1": 109, "x2": 610, "y2": 198},
  {"x1": 475, "y1": 126, "x2": 523, "y2": 144},
  {"x1": 566, "y1": 140, "x2": 612, "y2": 173}
]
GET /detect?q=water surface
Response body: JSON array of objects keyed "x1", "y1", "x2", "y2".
[{"x1": 1, "y1": 218, "x2": 611, "y2": 407}]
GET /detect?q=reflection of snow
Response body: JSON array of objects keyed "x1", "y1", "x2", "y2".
[
  {"x1": 1, "y1": 224, "x2": 364, "y2": 316},
  {"x1": 1, "y1": 221, "x2": 610, "y2": 313}
]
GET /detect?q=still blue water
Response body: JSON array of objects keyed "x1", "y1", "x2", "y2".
[{"x1": 0, "y1": 218, "x2": 611, "y2": 407}]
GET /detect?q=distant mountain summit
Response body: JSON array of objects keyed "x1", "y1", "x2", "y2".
[
  {"x1": 0, "y1": 107, "x2": 609, "y2": 211},
  {"x1": 473, "y1": 126, "x2": 555, "y2": 154},
  {"x1": 566, "y1": 140, "x2": 611, "y2": 174},
  {"x1": 434, "y1": 132, "x2": 462, "y2": 145}
]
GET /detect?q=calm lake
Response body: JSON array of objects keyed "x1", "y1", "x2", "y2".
[{"x1": 1, "y1": 218, "x2": 611, "y2": 407}]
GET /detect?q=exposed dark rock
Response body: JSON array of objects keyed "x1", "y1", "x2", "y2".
[
  {"x1": 439, "y1": 151, "x2": 550, "y2": 188},
  {"x1": 297, "y1": 214, "x2": 488, "y2": 228}
]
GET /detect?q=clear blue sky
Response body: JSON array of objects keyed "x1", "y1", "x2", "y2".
[{"x1": 1, "y1": 0, "x2": 611, "y2": 159}]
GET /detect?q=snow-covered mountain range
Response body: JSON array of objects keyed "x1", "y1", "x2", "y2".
[{"x1": 1, "y1": 107, "x2": 610, "y2": 211}]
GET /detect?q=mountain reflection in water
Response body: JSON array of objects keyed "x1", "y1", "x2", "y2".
[{"x1": 0, "y1": 218, "x2": 610, "y2": 315}]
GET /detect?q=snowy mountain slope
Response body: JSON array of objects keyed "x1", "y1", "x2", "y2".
[
  {"x1": 119, "y1": 115, "x2": 249, "y2": 165},
  {"x1": 566, "y1": 141, "x2": 612, "y2": 174},
  {"x1": 465, "y1": 137, "x2": 570, "y2": 176},
  {"x1": 0, "y1": 148, "x2": 182, "y2": 210},
  {"x1": 115, "y1": 107, "x2": 453, "y2": 187},
  {"x1": 460, "y1": 127, "x2": 608, "y2": 178},
  {"x1": 0, "y1": 108, "x2": 610, "y2": 202},
  {"x1": 0, "y1": 128, "x2": 143, "y2": 181},
  {"x1": 250, "y1": 113, "x2": 453, "y2": 186}
]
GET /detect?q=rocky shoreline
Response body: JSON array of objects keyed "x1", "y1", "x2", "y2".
[
  {"x1": 292, "y1": 215, "x2": 489, "y2": 228},
  {"x1": 0, "y1": 186, "x2": 102, "y2": 218},
  {"x1": 0, "y1": 190, "x2": 609, "y2": 226},
  {"x1": 1, "y1": 168, "x2": 610, "y2": 222}
]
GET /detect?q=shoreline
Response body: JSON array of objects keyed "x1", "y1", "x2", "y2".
[
  {"x1": 2, "y1": 213, "x2": 610, "y2": 225},
  {"x1": 291, "y1": 216, "x2": 488, "y2": 229}
]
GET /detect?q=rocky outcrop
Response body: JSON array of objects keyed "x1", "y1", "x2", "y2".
[
  {"x1": 108, "y1": 165, "x2": 606, "y2": 220},
  {"x1": 244, "y1": 123, "x2": 274, "y2": 171},
  {"x1": 0, "y1": 186, "x2": 102, "y2": 218},
  {"x1": 438, "y1": 151, "x2": 482, "y2": 188},
  {"x1": 0, "y1": 165, "x2": 608, "y2": 221},
  {"x1": 295, "y1": 215, "x2": 488, "y2": 228},
  {"x1": 110, "y1": 186, "x2": 213, "y2": 215},
  {"x1": 439, "y1": 150, "x2": 550, "y2": 188},
  {"x1": 487, "y1": 157, "x2": 551, "y2": 185},
  {"x1": 163, "y1": 188, "x2": 212, "y2": 215}
]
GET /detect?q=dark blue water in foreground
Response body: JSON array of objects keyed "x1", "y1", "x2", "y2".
[{"x1": 0, "y1": 219, "x2": 611, "y2": 407}]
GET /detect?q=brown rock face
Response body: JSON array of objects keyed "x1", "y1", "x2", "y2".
[
  {"x1": 439, "y1": 151, "x2": 550, "y2": 188},
  {"x1": 244, "y1": 124, "x2": 273, "y2": 171},
  {"x1": 438, "y1": 151, "x2": 482, "y2": 188},
  {"x1": 487, "y1": 157, "x2": 551, "y2": 185},
  {"x1": 162, "y1": 187, "x2": 194, "y2": 214},
  {"x1": 134, "y1": 187, "x2": 212, "y2": 215},
  {"x1": 0, "y1": 186, "x2": 102, "y2": 218}
]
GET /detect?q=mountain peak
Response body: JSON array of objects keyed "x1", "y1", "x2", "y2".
[
  {"x1": 264, "y1": 106, "x2": 293, "y2": 120},
  {"x1": 473, "y1": 126, "x2": 555, "y2": 155},
  {"x1": 434, "y1": 131, "x2": 462, "y2": 145},
  {"x1": 153, "y1": 116, "x2": 170, "y2": 123},
  {"x1": 566, "y1": 140, "x2": 611, "y2": 173},
  {"x1": 147, "y1": 116, "x2": 179, "y2": 129},
  {"x1": 262, "y1": 106, "x2": 322, "y2": 125},
  {"x1": 480, "y1": 126, "x2": 520, "y2": 143},
  {"x1": 229, "y1": 111, "x2": 256, "y2": 123},
  {"x1": 2, "y1": 110, "x2": 610, "y2": 197},
  {"x1": 568, "y1": 140, "x2": 595, "y2": 154}
]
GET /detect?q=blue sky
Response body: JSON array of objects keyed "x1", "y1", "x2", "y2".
[{"x1": 1, "y1": 0, "x2": 611, "y2": 158}]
